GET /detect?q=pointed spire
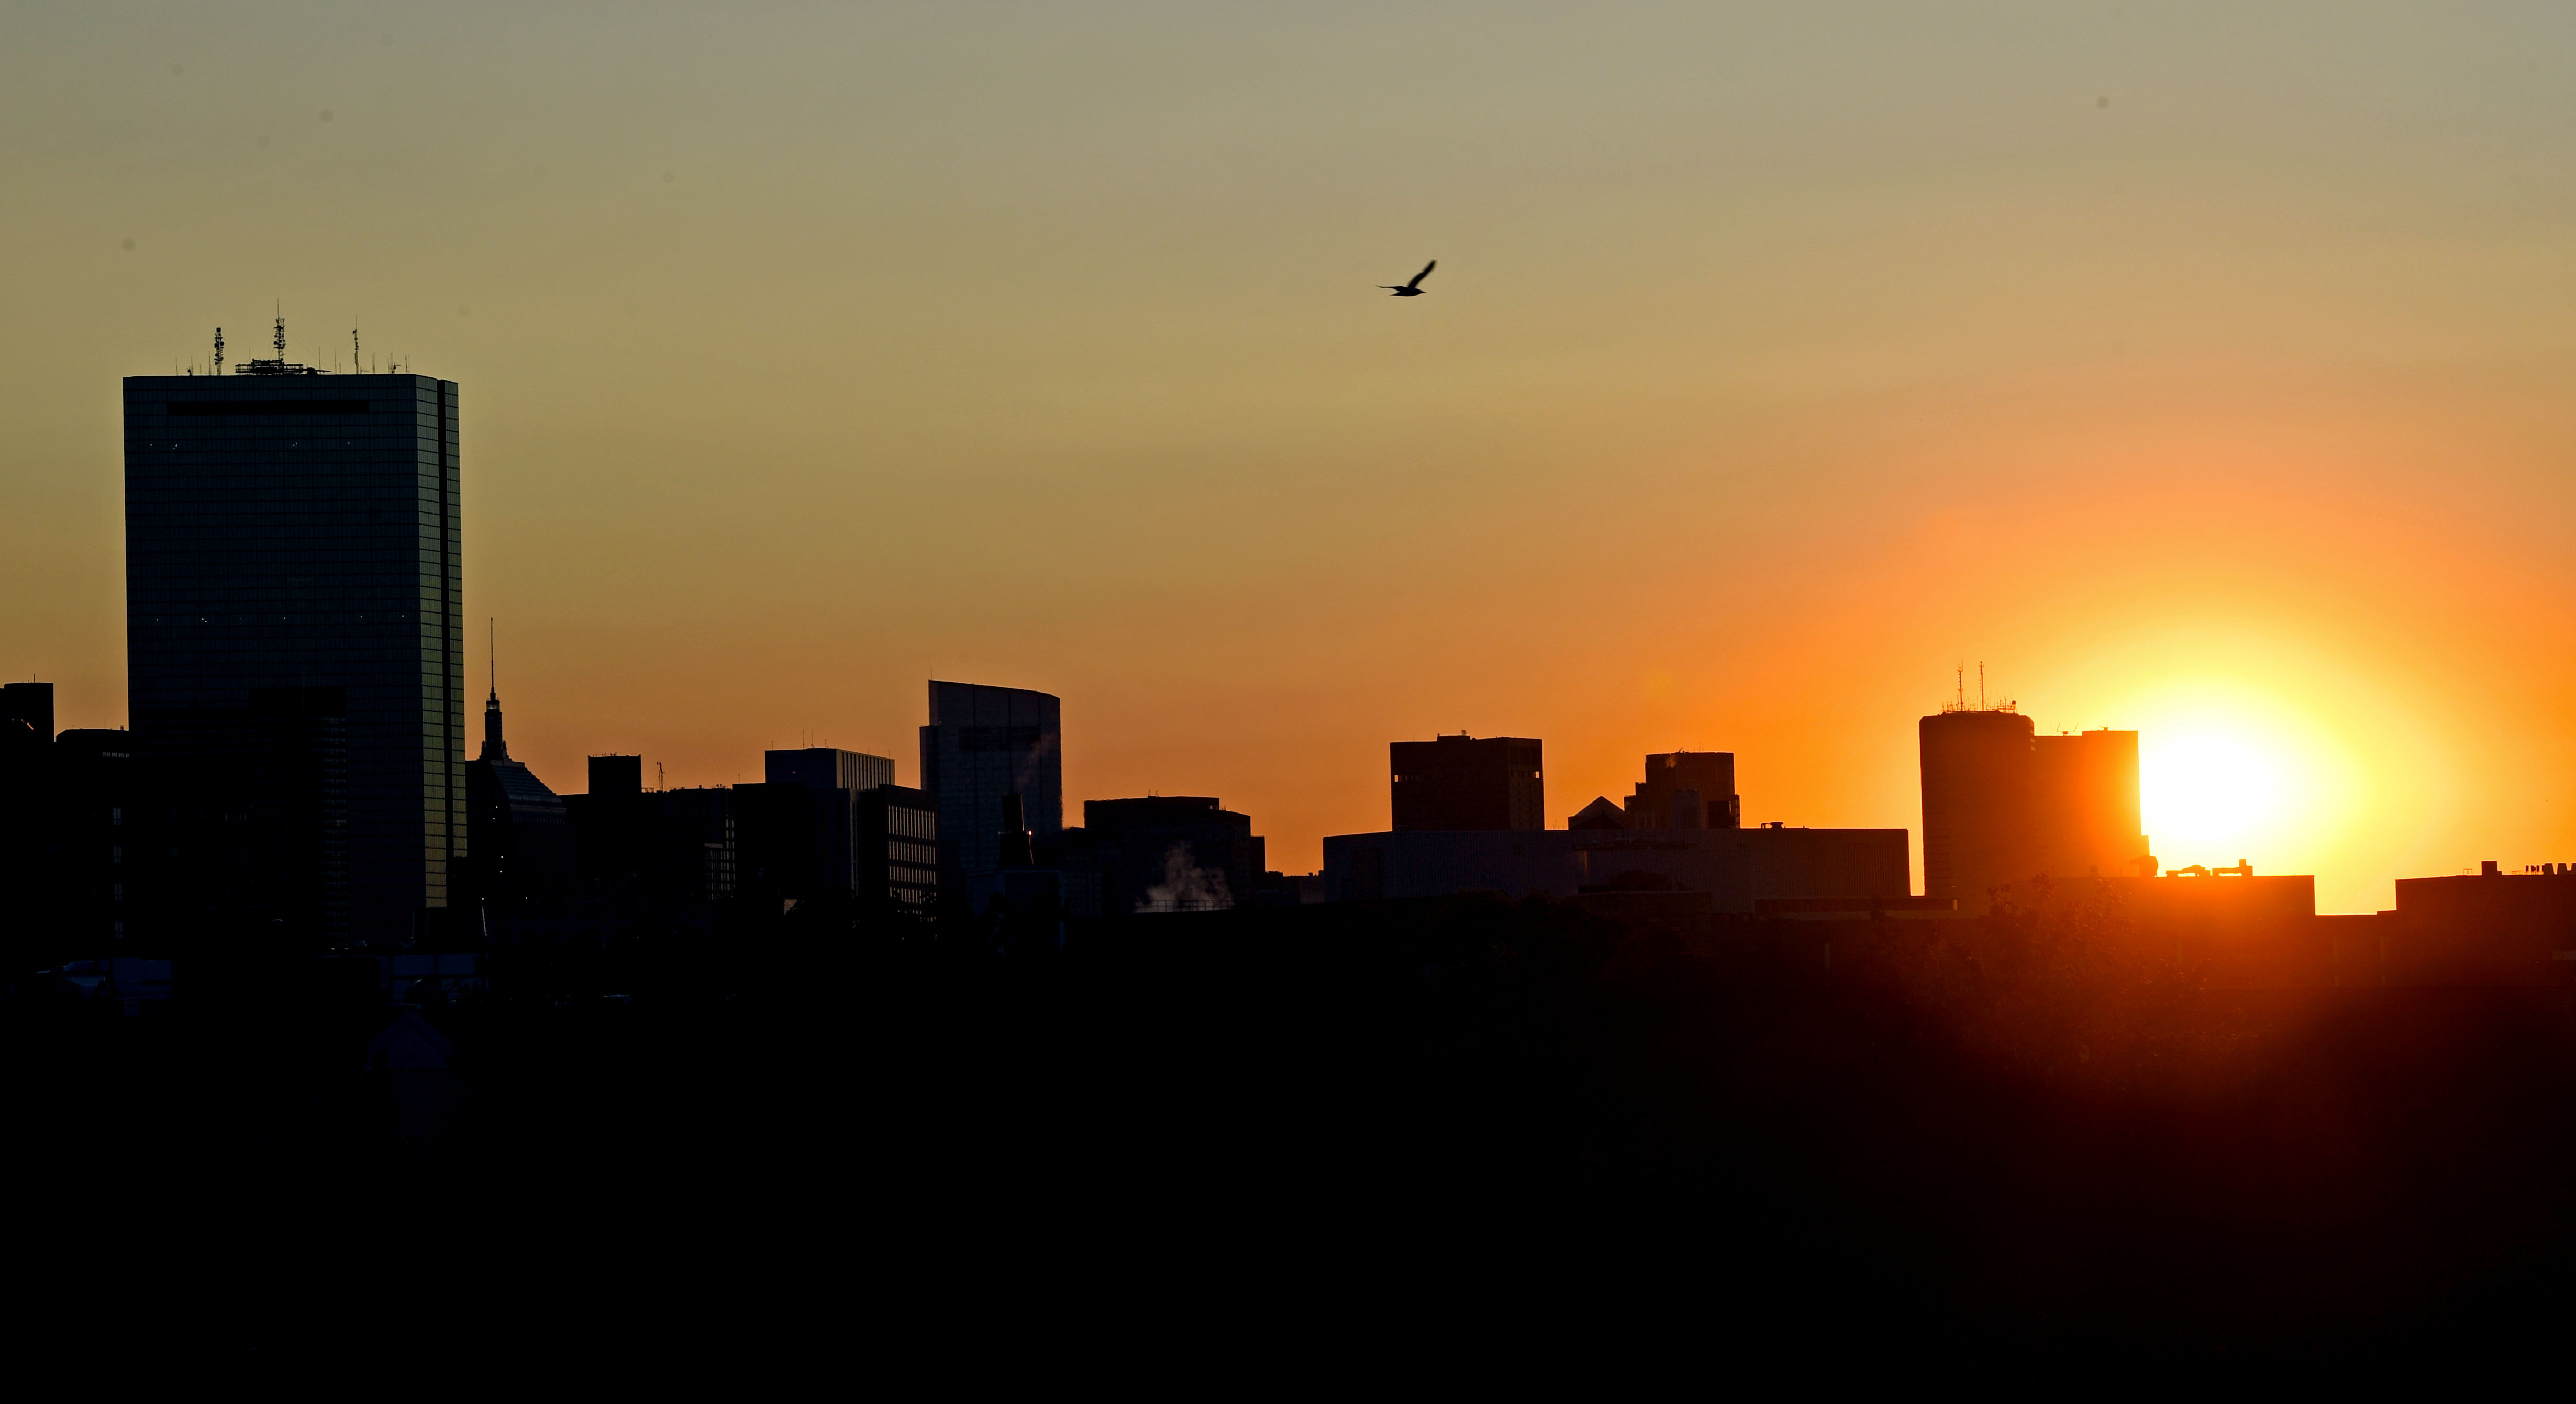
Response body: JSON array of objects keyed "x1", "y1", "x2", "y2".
[{"x1": 480, "y1": 618, "x2": 506, "y2": 759}]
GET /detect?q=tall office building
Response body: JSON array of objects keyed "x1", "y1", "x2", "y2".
[
  {"x1": 1389, "y1": 733, "x2": 1544, "y2": 831},
  {"x1": 124, "y1": 341, "x2": 463, "y2": 945},
  {"x1": 919, "y1": 681, "x2": 1062, "y2": 905},
  {"x1": 1919, "y1": 705, "x2": 2148, "y2": 915}
]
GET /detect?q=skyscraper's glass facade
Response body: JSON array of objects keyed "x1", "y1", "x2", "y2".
[
  {"x1": 123, "y1": 372, "x2": 464, "y2": 945},
  {"x1": 919, "y1": 680, "x2": 1061, "y2": 907}
]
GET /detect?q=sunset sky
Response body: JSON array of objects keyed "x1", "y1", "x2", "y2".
[{"x1": 5, "y1": 3, "x2": 2573, "y2": 911}]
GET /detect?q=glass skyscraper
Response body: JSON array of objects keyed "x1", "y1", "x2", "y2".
[
  {"x1": 919, "y1": 680, "x2": 1061, "y2": 907},
  {"x1": 123, "y1": 359, "x2": 463, "y2": 946}
]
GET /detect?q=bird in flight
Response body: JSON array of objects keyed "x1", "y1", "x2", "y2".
[{"x1": 1381, "y1": 260, "x2": 1436, "y2": 297}]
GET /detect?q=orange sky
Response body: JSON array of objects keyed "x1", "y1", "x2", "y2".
[{"x1": 4, "y1": 4, "x2": 2573, "y2": 912}]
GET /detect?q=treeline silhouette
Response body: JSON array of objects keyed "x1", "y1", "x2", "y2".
[{"x1": 9, "y1": 888, "x2": 2574, "y2": 1364}]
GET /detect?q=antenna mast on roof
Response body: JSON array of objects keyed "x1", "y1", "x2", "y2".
[
  {"x1": 353, "y1": 321, "x2": 362, "y2": 375},
  {"x1": 213, "y1": 327, "x2": 224, "y2": 373},
  {"x1": 1979, "y1": 663, "x2": 1986, "y2": 710},
  {"x1": 273, "y1": 314, "x2": 286, "y2": 360}
]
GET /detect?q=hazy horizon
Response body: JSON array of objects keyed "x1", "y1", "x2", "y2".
[{"x1": 7, "y1": 3, "x2": 2575, "y2": 911}]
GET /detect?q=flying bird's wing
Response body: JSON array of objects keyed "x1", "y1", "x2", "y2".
[{"x1": 1408, "y1": 260, "x2": 1437, "y2": 288}]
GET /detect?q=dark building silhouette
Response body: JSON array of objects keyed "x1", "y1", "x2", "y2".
[
  {"x1": 643, "y1": 787, "x2": 737, "y2": 904},
  {"x1": 0, "y1": 687, "x2": 49, "y2": 960},
  {"x1": 133, "y1": 686, "x2": 351, "y2": 951},
  {"x1": 124, "y1": 358, "x2": 463, "y2": 945},
  {"x1": 860, "y1": 785, "x2": 939, "y2": 910},
  {"x1": 1622, "y1": 751, "x2": 1740, "y2": 830},
  {"x1": 567, "y1": 755, "x2": 646, "y2": 885},
  {"x1": 462, "y1": 684, "x2": 571, "y2": 918},
  {"x1": 2082, "y1": 868, "x2": 2322, "y2": 985},
  {"x1": 2382, "y1": 863, "x2": 2576, "y2": 984},
  {"x1": 0, "y1": 689, "x2": 137, "y2": 966},
  {"x1": 563, "y1": 755, "x2": 737, "y2": 905},
  {"x1": 47, "y1": 729, "x2": 138, "y2": 960},
  {"x1": 920, "y1": 681, "x2": 1062, "y2": 908},
  {"x1": 737, "y1": 748, "x2": 935, "y2": 911},
  {"x1": 987, "y1": 792, "x2": 1062, "y2": 935},
  {"x1": 1063, "y1": 796, "x2": 1264, "y2": 917},
  {"x1": 1324, "y1": 825, "x2": 1908, "y2": 911},
  {"x1": 1920, "y1": 706, "x2": 2148, "y2": 916},
  {"x1": 1568, "y1": 796, "x2": 1628, "y2": 830},
  {"x1": 588, "y1": 754, "x2": 643, "y2": 795},
  {"x1": 765, "y1": 746, "x2": 893, "y2": 796},
  {"x1": 1390, "y1": 733, "x2": 1543, "y2": 832},
  {"x1": 737, "y1": 748, "x2": 890, "y2": 905},
  {"x1": 3, "y1": 681, "x2": 54, "y2": 741}
]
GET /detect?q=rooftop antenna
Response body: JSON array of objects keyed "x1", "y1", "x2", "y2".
[
  {"x1": 353, "y1": 321, "x2": 362, "y2": 375},
  {"x1": 273, "y1": 313, "x2": 287, "y2": 360},
  {"x1": 488, "y1": 618, "x2": 496, "y2": 699},
  {"x1": 213, "y1": 327, "x2": 224, "y2": 373},
  {"x1": 1955, "y1": 664, "x2": 1964, "y2": 710},
  {"x1": 1979, "y1": 662, "x2": 1986, "y2": 710}
]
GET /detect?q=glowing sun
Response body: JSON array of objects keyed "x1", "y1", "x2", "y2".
[{"x1": 2140, "y1": 730, "x2": 2285, "y2": 862}]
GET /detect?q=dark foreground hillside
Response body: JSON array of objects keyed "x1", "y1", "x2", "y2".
[{"x1": 9, "y1": 893, "x2": 2575, "y2": 1370}]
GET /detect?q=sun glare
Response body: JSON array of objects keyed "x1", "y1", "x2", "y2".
[
  {"x1": 2093, "y1": 659, "x2": 2388, "y2": 907},
  {"x1": 2141, "y1": 732, "x2": 2283, "y2": 861}
]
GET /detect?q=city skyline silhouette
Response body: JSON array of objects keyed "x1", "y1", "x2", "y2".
[
  {"x1": 4, "y1": 10, "x2": 2573, "y2": 915},
  {"x1": 7, "y1": 7, "x2": 2576, "y2": 1368}
]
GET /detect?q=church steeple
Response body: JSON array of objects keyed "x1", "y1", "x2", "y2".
[{"x1": 482, "y1": 619, "x2": 508, "y2": 761}]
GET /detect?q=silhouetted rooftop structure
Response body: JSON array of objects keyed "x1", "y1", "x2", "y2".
[
  {"x1": 1067, "y1": 796, "x2": 1264, "y2": 917},
  {"x1": 765, "y1": 747, "x2": 894, "y2": 795},
  {"x1": 1390, "y1": 733, "x2": 1542, "y2": 832},
  {"x1": 1625, "y1": 751, "x2": 1739, "y2": 830},
  {"x1": 1568, "y1": 796, "x2": 1627, "y2": 830}
]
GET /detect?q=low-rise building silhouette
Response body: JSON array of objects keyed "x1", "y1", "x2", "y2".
[
  {"x1": 1323, "y1": 824, "x2": 1909, "y2": 912},
  {"x1": 1338, "y1": 749, "x2": 1903, "y2": 913},
  {"x1": 1062, "y1": 796, "x2": 1264, "y2": 917},
  {"x1": 567, "y1": 755, "x2": 646, "y2": 886},
  {"x1": 564, "y1": 755, "x2": 734, "y2": 904},
  {"x1": 737, "y1": 747, "x2": 935, "y2": 912},
  {"x1": 2380, "y1": 862, "x2": 2576, "y2": 985},
  {"x1": 1624, "y1": 751, "x2": 1740, "y2": 830},
  {"x1": 1390, "y1": 733, "x2": 1544, "y2": 831},
  {"x1": 1, "y1": 685, "x2": 140, "y2": 966}
]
